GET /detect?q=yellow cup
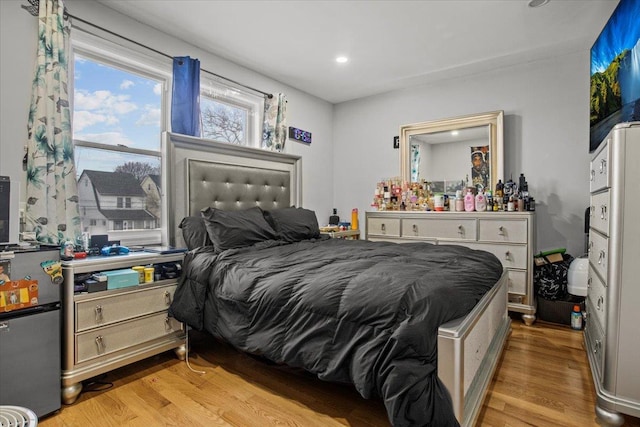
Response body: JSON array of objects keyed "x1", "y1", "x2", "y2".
[{"x1": 143, "y1": 267, "x2": 155, "y2": 283}]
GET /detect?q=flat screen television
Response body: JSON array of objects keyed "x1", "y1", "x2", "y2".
[{"x1": 589, "y1": 0, "x2": 640, "y2": 152}]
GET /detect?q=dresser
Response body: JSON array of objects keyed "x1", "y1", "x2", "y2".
[
  {"x1": 365, "y1": 210, "x2": 536, "y2": 324},
  {"x1": 585, "y1": 123, "x2": 640, "y2": 426},
  {"x1": 61, "y1": 252, "x2": 186, "y2": 404}
]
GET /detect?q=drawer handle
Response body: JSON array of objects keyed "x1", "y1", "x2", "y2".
[
  {"x1": 599, "y1": 159, "x2": 607, "y2": 174},
  {"x1": 457, "y1": 225, "x2": 463, "y2": 235},
  {"x1": 498, "y1": 226, "x2": 505, "y2": 235},
  {"x1": 504, "y1": 251, "x2": 511, "y2": 261},
  {"x1": 95, "y1": 305, "x2": 103, "y2": 323},
  {"x1": 165, "y1": 317, "x2": 172, "y2": 331},
  {"x1": 590, "y1": 170, "x2": 595, "y2": 181},
  {"x1": 164, "y1": 290, "x2": 172, "y2": 305},
  {"x1": 597, "y1": 296, "x2": 603, "y2": 310},
  {"x1": 598, "y1": 250, "x2": 605, "y2": 265},
  {"x1": 95, "y1": 335, "x2": 105, "y2": 354},
  {"x1": 590, "y1": 205, "x2": 595, "y2": 216},
  {"x1": 412, "y1": 224, "x2": 418, "y2": 233},
  {"x1": 587, "y1": 277, "x2": 592, "y2": 288},
  {"x1": 594, "y1": 339, "x2": 601, "y2": 354},
  {"x1": 381, "y1": 223, "x2": 386, "y2": 233},
  {"x1": 600, "y1": 205, "x2": 607, "y2": 220}
]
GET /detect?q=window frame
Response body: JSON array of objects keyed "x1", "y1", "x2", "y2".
[
  {"x1": 200, "y1": 76, "x2": 264, "y2": 148},
  {"x1": 71, "y1": 30, "x2": 172, "y2": 246}
]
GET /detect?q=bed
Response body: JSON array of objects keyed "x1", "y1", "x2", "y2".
[{"x1": 164, "y1": 132, "x2": 511, "y2": 427}]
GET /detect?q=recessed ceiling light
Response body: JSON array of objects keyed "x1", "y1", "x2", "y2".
[
  {"x1": 451, "y1": 130, "x2": 459, "y2": 136},
  {"x1": 528, "y1": 0, "x2": 549, "y2": 8},
  {"x1": 336, "y1": 56, "x2": 349, "y2": 64}
]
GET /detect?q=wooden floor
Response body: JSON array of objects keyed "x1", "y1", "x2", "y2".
[{"x1": 40, "y1": 317, "x2": 640, "y2": 427}]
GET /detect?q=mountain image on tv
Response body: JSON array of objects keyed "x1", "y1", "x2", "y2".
[{"x1": 589, "y1": 0, "x2": 640, "y2": 151}]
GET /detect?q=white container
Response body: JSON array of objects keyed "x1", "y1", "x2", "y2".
[{"x1": 568, "y1": 257, "x2": 588, "y2": 297}]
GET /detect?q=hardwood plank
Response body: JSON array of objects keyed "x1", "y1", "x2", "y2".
[{"x1": 40, "y1": 319, "x2": 640, "y2": 427}]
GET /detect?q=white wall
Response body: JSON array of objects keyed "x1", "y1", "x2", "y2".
[
  {"x1": 333, "y1": 53, "x2": 592, "y2": 257},
  {"x1": 0, "y1": 0, "x2": 334, "y2": 230}
]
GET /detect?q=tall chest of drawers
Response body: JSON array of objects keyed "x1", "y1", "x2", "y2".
[
  {"x1": 61, "y1": 252, "x2": 186, "y2": 405},
  {"x1": 585, "y1": 123, "x2": 640, "y2": 426},
  {"x1": 365, "y1": 210, "x2": 536, "y2": 325}
]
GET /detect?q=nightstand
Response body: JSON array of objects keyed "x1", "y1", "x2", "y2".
[{"x1": 321, "y1": 229, "x2": 360, "y2": 239}]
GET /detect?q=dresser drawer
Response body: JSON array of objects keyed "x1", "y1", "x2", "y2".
[
  {"x1": 75, "y1": 312, "x2": 183, "y2": 364},
  {"x1": 367, "y1": 217, "x2": 400, "y2": 237},
  {"x1": 457, "y1": 242, "x2": 528, "y2": 270},
  {"x1": 587, "y1": 264, "x2": 606, "y2": 330},
  {"x1": 585, "y1": 300, "x2": 605, "y2": 380},
  {"x1": 507, "y1": 269, "x2": 526, "y2": 295},
  {"x1": 589, "y1": 191, "x2": 610, "y2": 236},
  {"x1": 403, "y1": 218, "x2": 476, "y2": 241},
  {"x1": 76, "y1": 284, "x2": 177, "y2": 332},
  {"x1": 588, "y1": 231, "x2": 608, "y2": 282},
  {"x1": 478, "y1": 218, "x2": 528, "y2": 244},
  {"x1": 590, "y1": 141, "x2": 609, "y2": 193}
]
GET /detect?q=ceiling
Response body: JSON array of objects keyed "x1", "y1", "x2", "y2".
[{"x1": 96, "y1": 0, "x2": 619, "y2": 104}]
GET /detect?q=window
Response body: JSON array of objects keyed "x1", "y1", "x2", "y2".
[
  {"x1": 72, "y1": 31, "x2": 170, "y2": 245},
  {"x1": 200, "y1": 77, "x2": 263, "y2": 147}
]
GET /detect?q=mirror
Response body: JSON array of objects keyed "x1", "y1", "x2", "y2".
[{"x1": 400, "y1": 111, "x2": 503, "y2": 194}]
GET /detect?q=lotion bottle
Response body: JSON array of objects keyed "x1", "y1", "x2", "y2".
[
  {"x1": 464, "y1": 188, "x2": 475, "y2": 212},
  {"x1": 475, "y1": 190, "x2": 486, "y2": 212},
  {"x1": 455, "y1": 190, "x2": 464, "y2": 212}
]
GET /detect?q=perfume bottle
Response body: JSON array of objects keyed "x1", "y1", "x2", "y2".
[
  {"x1": 455, "y1": 190, "x2": 464, "y2": 212},
  {"x1": 329, "y1": 208, "x2": 339, "y2": 225}
]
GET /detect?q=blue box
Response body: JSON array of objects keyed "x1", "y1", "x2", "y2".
[{"x1": 103, "y1": 268, "x2": 139, "y2": 290}]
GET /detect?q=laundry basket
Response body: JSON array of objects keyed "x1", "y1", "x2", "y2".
[{"x1": 0, "y1": 406, "x2": 38, "y2": 427}]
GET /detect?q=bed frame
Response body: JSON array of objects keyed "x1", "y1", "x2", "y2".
[{"x1": 165, "y1": 132, "x2": 510, "y2": 426}]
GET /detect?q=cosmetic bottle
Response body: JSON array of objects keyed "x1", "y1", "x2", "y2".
[
  {"x1": 507, "y1": 196, "x2": 515, "y2": 212},
  {"x1": 455, "y1": 190, "x2": 464, "y2": 212},
  {"x1": 464, "y1": 188, "x2": 475, "y2": 212},
  {"x1": 495, "y1": 180, "x2": 504, "y2": 198},
  {"x1": 329, "y1": 208, "x2": 339, "y2": 225},
  {"x1": 485, "y1": 191, "x2": 493, "y2": 211},
  {"x1": 475, "y1": 190, "x2": 486, "y2": 212},
  {"x1": 351, "y1": 208, "x2": 359, "y2": 230}
]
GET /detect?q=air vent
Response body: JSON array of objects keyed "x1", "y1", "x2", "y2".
[{"x1": 0, "y1": 406, "x2": 38, "y2": 427}]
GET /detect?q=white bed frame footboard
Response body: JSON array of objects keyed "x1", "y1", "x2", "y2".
[{"x1": 438, "y1": 270, "x2": 510, "y2": 427}]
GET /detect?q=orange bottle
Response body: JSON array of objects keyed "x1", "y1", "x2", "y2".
[{"x1": 351, "y1": 208, "x2": 359, "y2": 230}]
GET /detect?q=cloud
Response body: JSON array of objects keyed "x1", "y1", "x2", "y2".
[
  {"x1": 136, "y1": 105, "x2": 161, "y2": 127},
  {"x1": 74, "y1": 90, "x2": 138, "y2": 115},
  {"x1": 120, "y1": 80, "x2": 134, "y2": 90},
  {"x1": 153, "y1": 83, "x2": 162, "y2": 96},
  {"x1": 73, "y1": 110, "x2": 119, "y2": 132}
]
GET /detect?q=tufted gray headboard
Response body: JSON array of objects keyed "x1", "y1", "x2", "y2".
[
  {"x1": 187, "y1": 160, "x2": 291, "y2": 214},
  {"x1": 165, "y1": 132, "x2": 302, "y2": 247}
]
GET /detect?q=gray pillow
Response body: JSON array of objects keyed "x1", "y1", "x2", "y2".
[
  {"x1": 263, "y1": 207, "x2": 320, "y2": 242},
  {"x1": 201, "y1": 206, "x2": 278, "y2": 251},
  {"x1": 179, "y1": 216, "x2": 212, "y2": 250}
]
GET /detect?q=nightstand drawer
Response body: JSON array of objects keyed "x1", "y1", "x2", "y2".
[
  {"x1": 367, "y1": 217, "x2": 400, "y2": 237},
  {"x1": 75, "y1": 312, "x2": 182, "y2": 364},
  {"x1": 590, "y1": 142, "x2": 609, "y2": 193},
  {"x1": 76, "y1": 284, "x2": 177, "y2": 332},
  {"x1": 402, "y1": 218, "x2": 476, "y2": 241},
  {"x1": 478, "y1": 219, "x2": 527, "y2": 243}
]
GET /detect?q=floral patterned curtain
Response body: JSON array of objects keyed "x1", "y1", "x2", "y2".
[
  {"x1": 25, "y1": 0, "x2": 80, "y2": 245},
  {"x1": 262, "y1": 93, "x2": 287, "y2": 152}
]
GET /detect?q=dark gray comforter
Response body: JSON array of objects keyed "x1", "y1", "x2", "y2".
[{"x1": 169, "y1": 237, "x2": 502, "y2": 426}]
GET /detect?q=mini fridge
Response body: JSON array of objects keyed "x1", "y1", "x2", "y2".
[{"x1": 0, "y1": 247, "x2": 62, "y2": 417}]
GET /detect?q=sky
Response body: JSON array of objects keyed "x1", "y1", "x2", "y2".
[
  {"x1": 590, "y1": 0, "x2": 640, "y2": 75},
  {"x1": 73, "y1": 54, "x2": 162, "y2": 176}
]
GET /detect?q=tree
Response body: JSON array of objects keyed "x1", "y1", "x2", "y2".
[
  {"x1": 114, "y1": 162, "x2": 159, "y2": 182},
  {"x1": 201, "y1": 102, "x2": 245, "y2": 144}
]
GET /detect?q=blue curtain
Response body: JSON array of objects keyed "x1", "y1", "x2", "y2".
[{"x1": 171, "y1": 56, "x2": 201, "y2": 137}]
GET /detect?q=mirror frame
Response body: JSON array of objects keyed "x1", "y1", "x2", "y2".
[{"x1": 400, "y1": 110, "x2": 504, "y2": 192}]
